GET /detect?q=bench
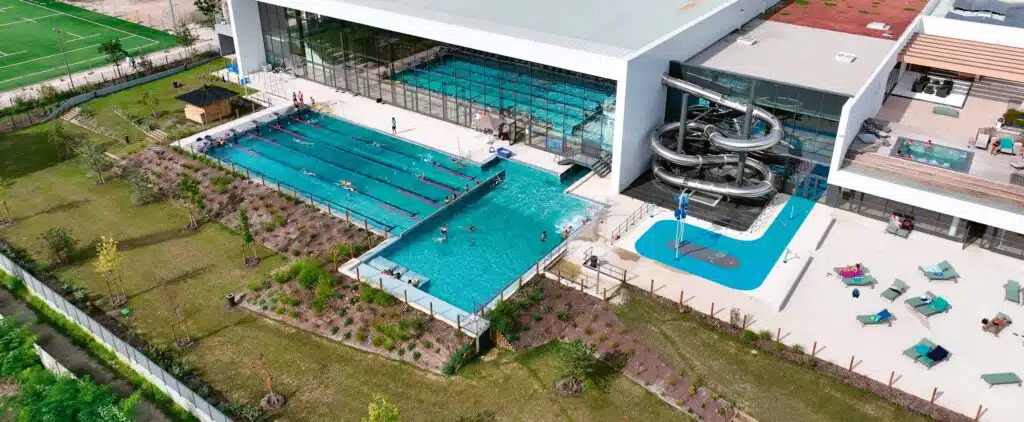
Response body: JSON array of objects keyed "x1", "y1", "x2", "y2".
[{"x1": 933, "y1": 106, "x2": 960, "y2": 118}]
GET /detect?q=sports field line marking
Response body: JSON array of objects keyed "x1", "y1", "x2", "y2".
[
  {"x1": 0, "y1": 12, "x2": 60, "y2": 27},
  {"x1": 0, "y1": 39, "x2": 157, "y2": 85},
  {"x1": 66, "y1": 33, "x2": 98, "y2": 43},
  {"x1": 63, "y1": 30, "x2": 83, "y2": 40},
  {"x1": 17, "y1": 0, "x2": 158, "y2": 44},
  {"x1": 0, "y1": 34, "x2": 136, "y2": 70},
  {"x1": 0, "y1": 50, "x2": 27, "y2": 58}
]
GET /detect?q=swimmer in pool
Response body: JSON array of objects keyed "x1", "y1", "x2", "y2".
[
  {"x1": 292, "y1": 138, "x2": 312, "y2": 145},
  {"x1": 440, "y1": 225, "x2": 448, "y2": 241},
  {"x1": 301, "y1": 169, "x2": 316, "y2": 177},
  {"x1": 466, "y1": 226, "x2": 476, "y2": 232},
  {"x1": 339, "y1": 180, "x2": 356, "y2": 192},
  {"x1": 541, "y1": 231, "x2": 547, "y2": 242}
]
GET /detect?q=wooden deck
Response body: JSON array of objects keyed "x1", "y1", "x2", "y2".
[{"x1": 844, "y1": 151, "x2": 1024, "y2": 210}]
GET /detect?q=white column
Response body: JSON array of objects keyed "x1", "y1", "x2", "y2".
[
  {"x1": 948, "y1": 217, "x2": 960, "y2": 237},
  {"x1": 227, "y1": 0, "x2": 266, "y2": 77}
]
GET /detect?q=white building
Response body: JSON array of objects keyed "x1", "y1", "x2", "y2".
[{"x1": 222, "y1": 0, "x2": 1024, "y2": 260}]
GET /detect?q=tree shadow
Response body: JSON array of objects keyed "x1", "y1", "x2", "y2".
[
  {"x1": 0, "y1": 129, "x2": 65, "y2": 179},
  {"x1": 117, "y1": 226, "x2": 201, "y2": 252},
  {"x1": 128, "y1": 265, "x2": 212, "y2": 300},
  {"x1": 15, "y1": 198, "x2": 91, "y2": 222}
]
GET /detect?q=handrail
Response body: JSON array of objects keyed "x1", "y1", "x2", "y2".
[{"x1": 610, "y1": 202, "x2": 655, "y2": 241}]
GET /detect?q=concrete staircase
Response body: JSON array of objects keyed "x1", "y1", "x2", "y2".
[
  {"x1": 60, "y1": 107, "x2": 81, "y2": 123},
  {"x1": 146, "y1": 128, "x2": 168, "y2": 142},
  {"x1": 970, "y1": 77, "x2": 1024, "y2": 106}
]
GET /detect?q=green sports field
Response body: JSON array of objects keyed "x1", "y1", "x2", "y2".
[{"x1": 0, "y1": 0, "x2": 177, "y2": 91}]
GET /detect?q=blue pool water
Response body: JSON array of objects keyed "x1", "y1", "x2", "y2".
[
  {"x1": 393, "y1": 53, "x2": 616, "y2": 143},
  {"x1": 634, "y1": 196, "x2": 815, "y2": 290},
  {"x1": 207, "y1": 110, "x2": 489, "y2": 234},
  {"x1": 380, "y1": 161, "x2": 592, "y2": 313},
  {"x1": 889, "y1": 137, "x2": 974, "y2": 173}
]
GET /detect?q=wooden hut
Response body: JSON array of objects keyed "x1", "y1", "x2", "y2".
[{"x1": 175, "y1": 85, "x2": 238, "y2": 124}]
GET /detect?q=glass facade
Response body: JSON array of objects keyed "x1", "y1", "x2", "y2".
[
  {"x1": 669, "y1": 63, "x2": 848, "y2": 165},
  {"x1": 255, "y1": 2, "x2": 617, "y2": 158}
]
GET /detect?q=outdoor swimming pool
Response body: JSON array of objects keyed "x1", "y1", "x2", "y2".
[
  {"x1": 889, "y1": 137, "x2": 974, "y2": 173},
  {"x1": 378, "y1": 161, "x2": 592, "y2": 313},
  {"x1": 634, "y1": 196, "x2": 815, "y2": 290},
  {"x1": 207, "y1": 110, "x2": 487, "y2": 234},
  {"x1": 394, "y1": 53, "x2": 616, "y2": 145}
]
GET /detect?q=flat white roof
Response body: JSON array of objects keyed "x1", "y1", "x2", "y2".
[
  {"x1": 329, "y1": 0, "x2": 731, "y2": 58},
  {"x1": 686, "y1": 21, "x2": 896, "y2": 96}
]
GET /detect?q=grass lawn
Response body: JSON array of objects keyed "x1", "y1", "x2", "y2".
[
  {"x1": 79, "y1": 58, "x2": 258, "y2": 153},
  {"x1": 614, "y1": 291, "x2": 932, "y2": 422},
  {"x1": 0, "y1": 125, "x2": 684, "y2": 421},
  {"x1": 0, "y1": 0, "x2": 176, "y2": 91}
]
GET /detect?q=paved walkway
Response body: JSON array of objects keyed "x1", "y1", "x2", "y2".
[{"x1": 0, "y1": 288, "x2": 169, "y2": 422}]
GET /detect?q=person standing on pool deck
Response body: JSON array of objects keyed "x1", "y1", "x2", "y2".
[{"x1": 392, "y1": 117, "x2": 397, "y2": 134}]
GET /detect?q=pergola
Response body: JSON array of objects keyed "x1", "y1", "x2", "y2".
[{"x1": 899, "y1": 34, "x2": 1024, "y2": 83}]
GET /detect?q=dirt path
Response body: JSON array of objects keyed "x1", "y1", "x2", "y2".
[{"x1": 0, "y1": 288, "x2": 171, "y2": 422}]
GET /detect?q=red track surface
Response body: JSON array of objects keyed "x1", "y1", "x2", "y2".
[{"x1": 768, "y1": 0, "x2": 927, "y2": 39}]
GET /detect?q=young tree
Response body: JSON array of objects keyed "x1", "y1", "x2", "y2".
[
  {"x1": 0, "y1": 177, "x2": 12, "y2": 224},
  {"x1": 163, "y1": 285, "x2": 193, "y2": 348},
  {"x1": 98, "y1": 39, "x2": 127, "y2": 78},
  {"x1": 123, "y1": 165, "x2": 159, "y2": 206},
  {"x1": 138, "y1": 89, "x2": 160, "y2": 118},
  {"x1": 362, "y1": 393, "x2": 399, "y2": 422},
  {"x1": 194, "y1": 0, "x2": 223, "y2": 25},
  {"x1": 77, "y1": 143, "x2": 112, "y2": 184},
  {"x1": 557, "y1": 339, "x2": 599, "y2": 382},
  {"x1": 257, "y1": 353, "x2": 284, "y2": 410},
  {"x1": 175, "y1": 24, "x2": 198, "y2": 58},
  {"x1": 48, "y1": 121, "x2": 81, "y2": 160},
  {"x1": 94, "y1": 236, "x2": 127, "y2": 306},
  {"x1": 40, "y1": 228, "x2": 77, "y2": 265},
  {"x1": 37, "y1": 84, "x2": 59, "y2": 103},
  {"x1": 238, "y1": 209, "x2": 257, "y2": 265},
  {"x1": 176, "y1": 174, "x2": 205, "y2": 229}
]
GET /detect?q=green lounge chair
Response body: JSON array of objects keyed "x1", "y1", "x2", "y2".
[
  {"x1": 919, "y1": 344, "x2": 950, "y2": 368},
  {"x1": 984, "y1": 312, "x2": 1012, "y2": 336},
  {"x1": 904, "y1": 291, "x2": 936, "y2": 308},
  {"x1": 857, "y1": 309, "x2": 894, "y2": 326},
  {"x1": 903, "y1": 338, "x2": 935, "y2": 361},
  {"x1": 842, "y1": 275, "x2": 877, "y2": 288},
  {"x1": 1006, "y1": 280, "x2": 1022, "y2": 304},
  {"x1": 881, "y1": 279, "x2": 909, "y2": 302},
  {"x1": 916, "y1": 296, "x2": 951, "y2": 317},
  {"x1": 919, "y1": 260, "x2": 959, "y2": 282},
  {"x1": 886, "y1": 219, "x2": 911, "y2": 238},
  {"x1": 981, "y1": 372, "x2": 1022, "y2": 387}
]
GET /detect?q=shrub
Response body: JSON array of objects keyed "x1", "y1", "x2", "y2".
[
  {"x1": 355, "y1": 328, "x2": 369, "y2": 342},
  {"x1": 359, "y1": 284, "x2": 396, "y2": 307},
  {"x1": 344, "y1": 317, "x2": 354, "y2": 326},
  {"x1": 757, "y1": 329, "x2": 774, "y2": 341},
  {"x1": 583, "y1": 326, "x2": 593, "y2": 336},
  {"x1": 372, "y1": 335, "x2": 385, "y2": 347},
  {"x1": 442, "y1": 344, "x2": 474, "y2": 376},
  {"x1": 532, "y1": 314, "x2": 541, "y2": 322},
  {"x1": 316, "y1": 279, "x2": 334, "y2": 300},
  {"x1": 39, "y1": 228, "x2": 76, "y2": 265},
  {"x1": 486, "y1": 299, "x2": 522, "y2": 342},
  {"x1": 792, "y1": 344, "x2": 805, "y2": 354},
  {"x1": 288, "y1": 310, "x2": 299, "y2": 318},
  {"x1": 336, "y1": 306, "x2": 347, "y2": 317},
  {"x1": 247, "y1": 281, "x2": 264, "y2": 292},
  {"x1": 689, "y1": 383, "x2": 697, "y2": 396},
  {"x1": 344, "y1": 331, "x2": 352, "y2": 340},
  {"x1": 557, "y1": 340, "x2": 599, "y2": 382},
  {"x1": 312, "y1": 297, "x2": 326, "y2": 313},
  {"x1": 412, "y1": 351, "x2": 421, "y2": 361},
  {"x1": 422, "y1": 340, "x2": 433, "y2": 349},
  {"x1": 556, "y1": 311, "x2": 568, "y2": 321},
  {"x1": 741, "y1": 330, "x2": 758, "y2": 343},
  {"x1": 330, "y1": 326, "x2": 339, "y2": 335},
  {"x1": 527, "y1": 287, "x2": 544, "y2": 304}
]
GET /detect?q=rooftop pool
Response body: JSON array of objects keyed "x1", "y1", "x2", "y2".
[
  {"x1": 889, "y1": 137, "x2": 973, "y2": 173},
  {"x1": 634, "y1": 196, "x2": 815, "y2": 290}
]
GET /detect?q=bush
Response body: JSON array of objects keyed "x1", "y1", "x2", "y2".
[
  {"x1": 312, "y1": 297, "x2": 326, "y2": 313},
  {"x1": 330, "y1": 326, "x2": 339, "y2": 335},
  {"x1": 741, "y1": 330, "x2": 758, "y2": 343},
  {"x1": 486, "y1": 299, "x2": 522, "y2": 342},
  {"x1": 359, "y1": 284, "x2": 396, "y2": 307},
  {"x1": 344, "y1": 317, "x2": 354, "y2": 326},
  {"x1": 556, "y1": 311, "x2": 568, "y2": 321},
  {"x1": 557, "y1": 340, "x2": 599, "y2": 382},
  {"x1": 442, "y1": 344, "x2": 474, "y2": 376},
  {"x1": 412, "y1": 351, "x2": 421, "y2": 361},
  {"x1": 316, "y1": 279, "x2": 334, "y2": 300},
  {"x1": 792, "y1": 344, "x2": 805, "y2": 354},
  {"x1": 757, "y1": 329, "x2": 774, "y2": 341},
  {"x1": 39, "y1": 228, "x2": 77, "y2": 265}
]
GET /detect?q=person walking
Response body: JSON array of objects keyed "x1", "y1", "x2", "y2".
[{"x1": 391, "y1": 116, "x2": 397, "y2": 134}]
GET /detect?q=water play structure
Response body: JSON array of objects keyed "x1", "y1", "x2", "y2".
[{"x1": 650, "y1": 74, "x2": 786, "y2": 198}]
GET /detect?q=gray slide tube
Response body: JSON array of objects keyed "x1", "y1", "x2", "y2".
[{"x1": 650, "y1": 74, "x2": 782, "y2": 198}]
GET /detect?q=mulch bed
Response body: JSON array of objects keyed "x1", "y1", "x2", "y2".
[
  {"x1": 500, "y1": 277, "x2": 735, "y2": 421},
  {"x1": 120, "y1": 146, "x2": 380, "y2": 259},
  {"x1": 241, "y1": 272, "x2": 469, "y2": 374}
]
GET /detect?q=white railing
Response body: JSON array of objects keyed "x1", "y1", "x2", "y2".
[
  {"x1": 0, "y1": 253, "x2": 230, "y2": 422},
  {"x1": 610, "y1": 202, "x2": 656, "y2": 241}
]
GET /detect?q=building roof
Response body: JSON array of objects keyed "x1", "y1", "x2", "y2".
[
  {"x1": 685, "y1": 21, "x2": 896, "y2": 96},
  {"x1": 175, "y1": 85, "x2": 237, "y2": 107},
  {"x1": 768, "y1": 0, "x2": 922, "y2": 39},
  {"x1": 328, "y1": 0, "x2": 731, "y2": 58},
  {"x1": 899, "y1": 34, "x2": 1024, "y2": 82}
]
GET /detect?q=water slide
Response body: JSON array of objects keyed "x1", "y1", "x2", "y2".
[{"x1": 650, "y1": 74, "x2": 784, "y2": 198}]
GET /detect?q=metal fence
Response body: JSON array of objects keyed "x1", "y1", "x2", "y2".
[{"x1": 0, "y1": 252, "x2": 230, "y2": 422}]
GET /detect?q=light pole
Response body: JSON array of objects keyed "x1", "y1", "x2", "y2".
[
  {"x1": 53, "y1": 28, "x2": 75, "y2": 91},
  {"x1": 167, "y1": 0, "x2": 177, "y2": 30}
]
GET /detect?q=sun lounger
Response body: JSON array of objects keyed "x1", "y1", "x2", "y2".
[
  {"x1": 984, "y1": 312, "x2": 1012, "y2": 336},
  {"x1": 881, "y1": 279, "x2": 909, "y2": 301},
  {"x1": 916, "y1": 296, "x2": 951, "y2": 317},
  {"x1": 1006, "y1": 280, "x2": 1022, "y2": 304},
  {"x1": 919, "y1": 260, "x2": 959, "y2": 282},
  {"x1": 981, "y1": 372, "x2": 1022, "y2": 387},
  {"x1": 919, "y1": 345, "x2": 950, "y2": 368},
  {"x1": 857, "y1": 309, "x2": 894, "y2": 326},
  {"x1": 903, "y1": 338, "x2": 936, "y2": 361},
  {"x1": 842, "y1": 275, "x2": 877, "y2": 288},
  {"x1": 886, "y1": 219, "x2": 911, "y2": 238},
  {"x1": 904, "y1": 291, "x2": 937, "y2": 308},
  {"x1": 833, "y1": 264, "x2": 867, "y2": 279}
]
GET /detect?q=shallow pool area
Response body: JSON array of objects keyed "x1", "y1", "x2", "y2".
[
  {"x1": 376, "y1": 161, "x2": 593, "y2": 313},
  {"x1": 634, "y1": 196, "x2": 815, "y2": 290},
  {"x1": 889, "y1": 137, "x2": 973, "y2": 173}
]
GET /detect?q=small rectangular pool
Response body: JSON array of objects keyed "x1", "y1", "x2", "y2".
[{"x1": 889, "y1": 137, "x2": 974, "y2": 173}]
